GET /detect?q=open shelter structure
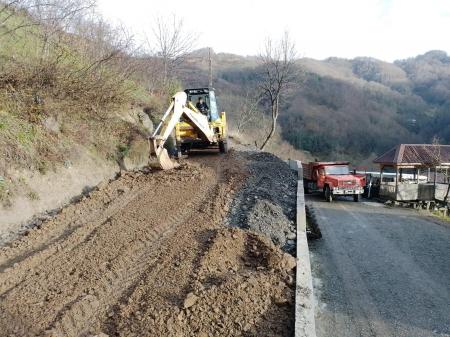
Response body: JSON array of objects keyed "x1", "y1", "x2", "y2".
[{"x1": 373, "y1": 144, "x2": 450, "y2": 202}]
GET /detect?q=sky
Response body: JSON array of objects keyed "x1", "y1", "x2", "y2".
[{"x1": 97, "y1": 0, "x2": 449, "y2": 62}]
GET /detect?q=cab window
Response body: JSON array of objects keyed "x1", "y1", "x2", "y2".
[{"x1": 208, "y1": 91, "x2": 219, "y2": 121}]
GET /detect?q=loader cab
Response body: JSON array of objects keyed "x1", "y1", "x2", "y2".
[{"x1": 185, "y1": 87, "x2": 220, "y2": 121}]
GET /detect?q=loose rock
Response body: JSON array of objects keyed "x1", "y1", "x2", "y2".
[{"x1": 183, "y1": 293, "x2": 198, "y2": 309}]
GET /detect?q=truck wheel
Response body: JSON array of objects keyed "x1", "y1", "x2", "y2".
[
  {"x1": 303, "y1": 180, "x2": 310, "y2": 194},
  {"x1": 324, "y1": 186, "x2": 333, "y2": 202},
  {"x1": 353, "y1": 194, "x2": 361, "y2": 202},
  {"x1": 219, "y1": 140, "x2": 228, "y2": 153}
]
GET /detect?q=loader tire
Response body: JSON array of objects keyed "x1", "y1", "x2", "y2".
[
  {"x1": 219, "y1": 140, "x2": 228, "y2": 153},
  {"x1": 324, "y1": 186, "x2": 333, "y2": 202},
  {"x1": 175, "y1": 145, "x2": 182, "y2": 159}
]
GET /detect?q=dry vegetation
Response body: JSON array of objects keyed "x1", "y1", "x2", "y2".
[{"x1": 0, "y1": 0, "x2": 185, "y2": 207}]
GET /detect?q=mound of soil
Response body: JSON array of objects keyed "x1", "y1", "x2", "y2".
[{"x1": 111, "y1": 228, "x2": 295, "y2": 337}]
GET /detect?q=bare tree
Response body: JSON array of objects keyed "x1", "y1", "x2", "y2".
[
  {"x1": 0, "y1": 0, "x2": 96, "y2": 38},
  {"x1": 236, "y1": 90, "x2": 261, "y2": 134},
  {"x1": 30, "y1": 0, "x2": 96, "y2": 59},
  {"x1": 0, "y1": 0, "x2": 40, "y2": 36},
  {"x1": 149, "y1": 14, "x2": 197, "y2": 86},
  {"x1": 0, "y1": 0, "x2": 24, "y2": 26},
  {"x1": 257, "y1": 31, "x2": 297, "y2": 150}
]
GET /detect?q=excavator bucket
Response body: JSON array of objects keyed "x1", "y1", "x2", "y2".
[{"x1": 148, "y1": 138, "x2": 179, "y2": 170}]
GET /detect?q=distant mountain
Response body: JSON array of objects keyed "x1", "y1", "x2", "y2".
[{"x1": 178, "y1": 50, "x2": 450, "y2": 164}]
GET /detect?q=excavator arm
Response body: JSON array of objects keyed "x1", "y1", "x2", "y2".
[{"x1": 149, "y1": 91, "x2": 215, "y2": 170}]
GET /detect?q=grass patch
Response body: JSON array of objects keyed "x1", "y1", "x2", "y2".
[
  {"x1": 117, "y1": 144, "x2": 130, "y2": 159},
  {"x1": 0, "y1": 111, "x2": 65, "y2": 172},
  {"x1": 26, "y1": 190, "x2": 40, "y2": 201},
  {"x1": 432, "y1": 210, "x2": 450, "y2": 223},
  {"x1": 0, "y1": 175, "x2": 12, "y2": 207}
]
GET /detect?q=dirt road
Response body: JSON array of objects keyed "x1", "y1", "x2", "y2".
[
  {"x1": 0, "y1": 150, "x2": 296, "y2": 337},
  {"x1": 308, "y1": 196, "x2": 450, "y2": 337}
]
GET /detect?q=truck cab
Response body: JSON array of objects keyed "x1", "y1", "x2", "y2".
[{"x1": 303, "y1": 161, "x2": 365, "y2": 202}]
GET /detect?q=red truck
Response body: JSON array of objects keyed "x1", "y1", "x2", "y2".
[{"x1": 302, "y1": 161, "x2": 365, "y2": 202}]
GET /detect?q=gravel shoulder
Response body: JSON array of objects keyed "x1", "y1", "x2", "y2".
[
  {"x1": 309, "y1": 195, "x2": 450, "y2": 337},
  {"x1": 0, "y1": 149, "x2": 297, "y2": 337},
  {"x1": 227, "y1": 151, "x2": 298, "y2": 254}
]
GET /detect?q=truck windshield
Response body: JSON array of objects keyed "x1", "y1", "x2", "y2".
[{"x1": 324, "y1": 166, "x2": 350, "y2": 175}]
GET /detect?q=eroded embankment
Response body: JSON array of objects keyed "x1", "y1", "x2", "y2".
[{"x1": 0, "y1": 150, "x2": 296, "y2": 337}]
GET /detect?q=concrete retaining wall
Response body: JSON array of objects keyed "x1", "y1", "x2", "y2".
[{"x1": 289, "y1": 160, "x2": 317, "y2": 337}]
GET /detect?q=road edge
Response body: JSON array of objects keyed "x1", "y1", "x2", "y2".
[{"x1": 289, "y1": 160, "x2": 317, "y2": 337}]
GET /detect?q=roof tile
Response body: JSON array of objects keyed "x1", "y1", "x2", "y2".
[{"x1": 374, "y1": 144, "x2": 450, "y2": 165}]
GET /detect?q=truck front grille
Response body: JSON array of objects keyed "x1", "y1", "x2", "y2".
[{"x1": 340, "y1": 180, "x2": 356, "y2": 187}]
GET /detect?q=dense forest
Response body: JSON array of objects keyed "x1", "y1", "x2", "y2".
[{"x1": 179, "y1": 49, "x2": 450, "y2": 165}]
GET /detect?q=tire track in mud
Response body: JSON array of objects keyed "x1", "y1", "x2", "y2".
[
  {"x1": 0, "y1": 183, "x2": 149, "y2": 294},
  {"x1": 0, "y1": 171, "x2": 157, "y2": 271},
  {"x1": 101, "y1": 152, "x2": 296, "y2": 337},
  {"x1": 0, "y1": 150, "x2": 297, "y2": 337},
  {"x1": 48, "y1": 182, "x2": 215, "y2": 337},
  {"x1": 0, "y1": 160, "x2": 220, "y2": 336}
]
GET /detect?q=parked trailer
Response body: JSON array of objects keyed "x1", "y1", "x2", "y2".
[{"x1": 358, "y1": 171, "x2": 429, "y2": 199}]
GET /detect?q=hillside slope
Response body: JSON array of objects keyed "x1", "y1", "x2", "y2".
[
  {"x1": 284, "y1": 52, "x2": 450, "y2": 164},
  {"x1": 183, "y1": 49, "x2": 450, "y2": 165},
  {"x1": 0, "y1": 6, "x2": 156, "y2": 226}
]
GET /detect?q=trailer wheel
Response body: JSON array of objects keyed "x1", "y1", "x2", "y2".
[
  {"x1": 324, "y1": 186, "x2": 333, "y2": 202},
  {"x1": 219, "y1": 140, "x2": 228, "y2": 153},
  {"x1": 353, "y1": 194, "x2": 361, "y2": 202}
]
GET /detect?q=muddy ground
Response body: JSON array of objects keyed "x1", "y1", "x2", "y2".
[{"x1": 0, "y1": 149, "x2": 297, "y2": 337}]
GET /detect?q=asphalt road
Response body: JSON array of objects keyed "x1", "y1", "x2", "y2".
[{"x1": 308, "y1": 195, "x2": 450, "y2": 337}]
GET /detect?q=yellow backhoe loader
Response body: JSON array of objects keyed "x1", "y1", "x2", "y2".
[{"x1": 149, "y1": 88, "x2": 228, "y2": 170}]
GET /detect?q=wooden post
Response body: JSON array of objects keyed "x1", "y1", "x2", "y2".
[
  {"x1": 395, "y1": 166, "x2": 399, "y2": 201},
  {"x1": 208, "y1": 47, "x2": 213, "y2": 88},
  {"x1": 379, "y1": 165, "x2": 384, "y2": 199},
  {"x1": 434, "y1": 167, "x2": 437, "y2": 186}
]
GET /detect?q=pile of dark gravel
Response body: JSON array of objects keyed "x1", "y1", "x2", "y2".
[{"x1": 226, "y1": 151, "x2": 298, "y2": 254}]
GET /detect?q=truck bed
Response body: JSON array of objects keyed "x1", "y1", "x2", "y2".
[{"x1": 302, "y1": 163, "x2": 314, "y2": 180}]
